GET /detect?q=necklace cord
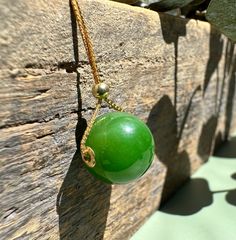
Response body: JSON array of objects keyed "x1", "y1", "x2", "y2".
[
  {"x1": 70, "y1": 0, "x2": 123, "y2": 167},
  {"x1": 71, "y1": 0, "x2": 100, "y2": 166},
  {"x1": 71, "y1": 0, "x2": 100, "y2": 84},
  {"x1": 80, "y1": 101, "x2": 101, "y2": 167}
]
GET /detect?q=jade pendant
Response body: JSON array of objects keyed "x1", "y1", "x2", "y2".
[{"x1": 85, "y1": 112, "x2": 155, "y2": 184}]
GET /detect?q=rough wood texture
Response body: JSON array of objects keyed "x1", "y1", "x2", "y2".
[{"x1": 0, "y1": 0, "x2": 235, "y2": 239}]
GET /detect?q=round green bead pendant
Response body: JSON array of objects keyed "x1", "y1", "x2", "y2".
[{"x1": 85, "y1": 112, "x2": 155, "y2": 184}]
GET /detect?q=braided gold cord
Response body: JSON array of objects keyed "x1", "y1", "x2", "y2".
[
  {"x1": 70, "y1": 0, "x2": 124, "y2": 167},
  {"x1": 70, "y1": 0, "x2": 100, "y2": 84},
  {"x1": 80, "y1": 101, "x2": 101, "y2": 167},
  {"x1": 104, "y1": 97, "x2": 124, "y2": 112}
]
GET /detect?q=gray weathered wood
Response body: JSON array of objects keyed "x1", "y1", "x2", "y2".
[{"x1": 0, "y1": 0, "x2": 235, "y2": 239}]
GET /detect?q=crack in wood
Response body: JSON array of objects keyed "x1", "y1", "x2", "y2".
[{"x1": 2, "y1": 207, "x2": 18, "y2": 220}]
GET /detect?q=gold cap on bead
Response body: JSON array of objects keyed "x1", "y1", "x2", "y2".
[{"x1": 92, "y1": 82, "x2": 109, "y2": 99}]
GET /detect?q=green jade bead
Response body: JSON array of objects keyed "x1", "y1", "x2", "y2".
[{"x1": 85, "y1": 112, "x2": 155, "y2": 184}]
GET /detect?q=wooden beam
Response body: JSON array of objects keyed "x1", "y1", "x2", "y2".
[{"x1": 0, "y1": 0, "x2": 235, "y2": 239}]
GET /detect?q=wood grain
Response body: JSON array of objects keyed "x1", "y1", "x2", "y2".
[{"x1": 0, "y1": 0, "x2": 235, "y2": 239}]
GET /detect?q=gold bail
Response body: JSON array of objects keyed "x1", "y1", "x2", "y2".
[{"x1": 81, "y1": 146, "x2": 96, "y2": 168}]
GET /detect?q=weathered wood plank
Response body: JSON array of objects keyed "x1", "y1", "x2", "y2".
[{"x1": 0, "y1": 0, "x2": 235, "y2": 239}]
